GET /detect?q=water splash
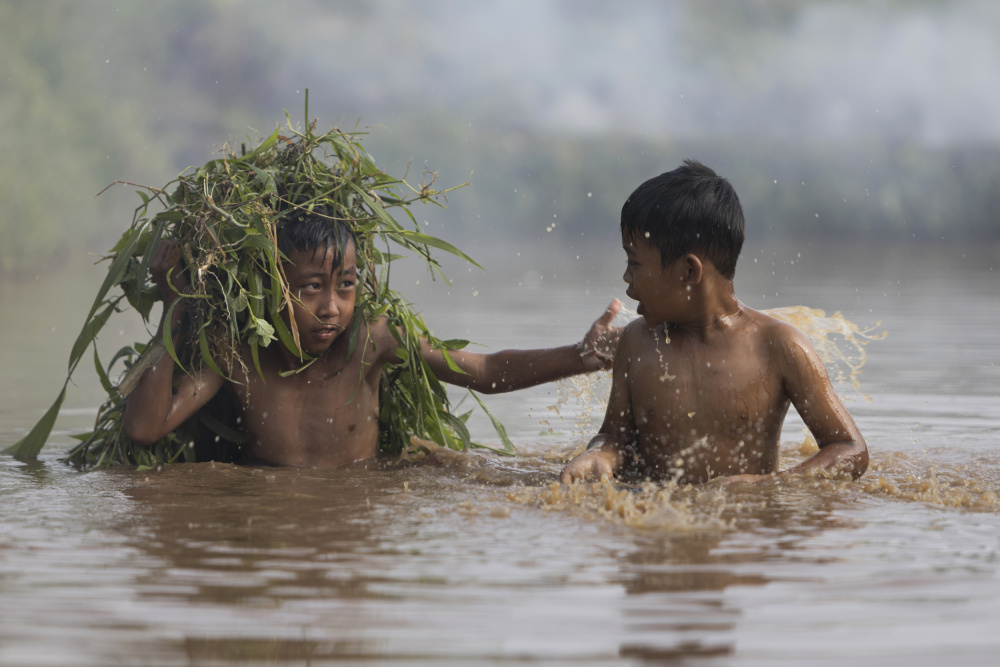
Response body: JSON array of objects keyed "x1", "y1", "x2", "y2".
[
  {"x1": 859, "y1": 450, "x2": 1000, "y2": 511},
  {"x1": 764, "y1": 305, "x2": 887, "y2": 392},
  {"x1": 507, "y1": 478, "x2": 733, "y2": 530},
  {"x1": 547, "y1": 303, "x2": 886, "y2": 436}
]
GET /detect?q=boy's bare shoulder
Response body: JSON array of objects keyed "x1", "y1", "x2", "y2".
[
  {"x1": 740, "y1": 305, "x2": 819, "y2": 363},
  {"x1": 619, "y1": 317, "x2": 658, "y2": 350},
  {"x1": 361, "y1": 314, "x2": 402, "y2": 362}
]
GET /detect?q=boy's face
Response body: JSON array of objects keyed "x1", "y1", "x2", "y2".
[
  {"x1": 284, "y1": 241, "x2": 358, "y2": 356},
  {"x1": 622, "y1": 232, "x2": 683, "y2": 327}
]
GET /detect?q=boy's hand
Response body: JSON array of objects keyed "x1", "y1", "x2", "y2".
[
  {"x1": 578, "y1": 299, "x2": 623, "y2": 371},
  {"x1": 560, "y1": 448, "x2": 617, "y2": 484},
  {"x1": 150, "y1": 241, "x2": 187, "y2": 303}
]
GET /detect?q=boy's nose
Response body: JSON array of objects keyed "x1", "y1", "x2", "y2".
[{"x1": 317, "y1": 292, "x2": 339, "y2": 318}]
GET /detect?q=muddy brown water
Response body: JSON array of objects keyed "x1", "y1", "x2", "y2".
[{"x1": 1, "y1": 241, "x2": 998, "y2": 665}]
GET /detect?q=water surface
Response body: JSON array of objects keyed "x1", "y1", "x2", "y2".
[{"x1": 1, "y1": 241, "x2": 998, "y2": 665}]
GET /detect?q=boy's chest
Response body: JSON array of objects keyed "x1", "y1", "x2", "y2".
[
  {"x1": 626, "y1": 337, "x2": 784, "y2": 434},
  {"x1": 231, "y1": 353, "x2": 382, "y2": 465}
]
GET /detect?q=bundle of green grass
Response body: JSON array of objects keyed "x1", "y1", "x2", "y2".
[{"x1": 5, "y1": 101, "x2": 512, "y2": 468}]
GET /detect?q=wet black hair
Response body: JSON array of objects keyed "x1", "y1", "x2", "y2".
[
  {"x1": 275, "y1": 206, "x2": 356, "y2": 272},
  {"x1": 620, "y1": 159, "x2": 745, "y2": 280}
]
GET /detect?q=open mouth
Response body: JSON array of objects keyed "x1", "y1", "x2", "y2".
[
  {"x1": 625, "y1": 288, "x2": 642, "y2": 313},
  {"x1": 314, "y1": 324, "x2": 343, "y2": 338}
]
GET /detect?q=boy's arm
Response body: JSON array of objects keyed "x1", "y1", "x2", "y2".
[
  {"x1": 719, "y1": 325, "x2": 868, "y2": 485},
  {"x1": 782, "y1": 330, "x2": 868, "y2": 478},
  {"x1": 560, "y1": 324, "x2": 636, "y2": 483},
  {"x1": 123, "y1": 242, "x2": 225, "y2": 446},
  {"x1": 418, "y1": 299, "x2": 622, "y2": 393}
]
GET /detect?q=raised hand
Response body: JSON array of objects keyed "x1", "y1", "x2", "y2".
[
  {"x1": 149, "y1": 241, "x2": 187, "y2": 304},
  {"x1": 578, "y1": 298, "x2": 623, "y2": 371}
]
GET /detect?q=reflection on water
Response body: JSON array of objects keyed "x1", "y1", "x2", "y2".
[{"x1": 2, "y1": 242, "x2": 1000, "y2": 665}]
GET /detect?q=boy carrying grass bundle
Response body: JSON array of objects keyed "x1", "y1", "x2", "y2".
[
  {"x1": 4, "y1": 102, "x2": 621, "y2": 468},
  {"x1": 126, "y1": 211, "x2": 620, "y2": 467}
]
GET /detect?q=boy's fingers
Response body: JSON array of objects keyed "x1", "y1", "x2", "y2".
[{"x1": 598, "y1": 298, "x2": 623, "y2": 325}]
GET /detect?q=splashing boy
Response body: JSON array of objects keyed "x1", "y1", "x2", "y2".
[{"x1": 561, "y1": 160, "x2": 867, "y2": 485}]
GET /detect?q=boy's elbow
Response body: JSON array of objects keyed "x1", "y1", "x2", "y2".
[
  {"x1": 467, "y1": 380, "x2": 505, "y2": 394},
  {"x1": 469, "y1": 358, "x2": 512, "y2": 394},
  {"x1": 848, "y1": 438, "x2": 869, "y2": 479},
  {"x1": 123, "y1": 413, "x2": 162, "y2": 447}
]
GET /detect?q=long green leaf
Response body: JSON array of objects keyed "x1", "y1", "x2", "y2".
[
  {"x1": 3, "y1": 382, "x2": 68, "y2": 459},
  {"x1": 79, "y1": 220, "x2": 147, "y2": 345},
  {"x1": 396, "y1": 230, "x2": 483, "y2": 269},
  {"x1": 93, "y1": 348, "x2": 114, "y2": 395},
  {"x1": 438, "y1": 409, "x2": 472, "y2": 451},
  {"x1": 470, "y1": 390, "x2": 516, "y2": 454},
  {"x1": 68, "y1": 303, "x2": 115, "y2": 376}
]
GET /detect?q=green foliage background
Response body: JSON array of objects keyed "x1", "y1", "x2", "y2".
[{"x1": 1, "y1": 0, "x2": 998, "y2": 278}]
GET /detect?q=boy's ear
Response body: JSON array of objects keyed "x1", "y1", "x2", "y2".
[{"x1": 679, "y1": 253, "x2": 704, "y2": 285}]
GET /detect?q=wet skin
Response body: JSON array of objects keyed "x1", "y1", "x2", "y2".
[
  {"x1": 230, "y1": 243, "x2": 378, "y2": 467},
  {"x1": 560, "y1": 233, "x2": 867, "y2": 485},
  {"x1": 124, "y1": 241, "x2": 621, "y2": 468}
]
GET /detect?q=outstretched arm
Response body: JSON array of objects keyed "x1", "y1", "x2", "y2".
[
  {"x1": 420, "y1": 299, "x2": 622, "y2": 393},
  {"x1": 123, "y1": 242, "x2": 225, "y2": 445}
]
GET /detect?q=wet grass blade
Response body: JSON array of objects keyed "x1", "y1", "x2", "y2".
[
  {"x1": 2, "y1": 382, "x2": 68, "y2": 459},
  {"x1": 470, "y1": 390, "x2": 516, "y2": 454}
]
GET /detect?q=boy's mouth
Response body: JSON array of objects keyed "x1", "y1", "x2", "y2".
[
  {"x1": 314, "y1": 324, "x2": 343, "y2": 339},
  {"x1": 625, "y1": 287, "x2": 642, "y2": 314}
]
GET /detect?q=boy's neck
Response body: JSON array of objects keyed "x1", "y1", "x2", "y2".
[
  {"x1": 671, "y1": 278, "x2": 742, "y2": 340},
  {"x1": 273, "y1": 342, "x2": 313, "y2": 374}
]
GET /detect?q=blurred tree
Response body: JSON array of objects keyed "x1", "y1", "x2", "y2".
[
  {"x1": 1, "y1": 0, "x2": 996, "y2": 278},
  {"x1": 0, "y1": 0, "x2": 280, "y2": 276}
]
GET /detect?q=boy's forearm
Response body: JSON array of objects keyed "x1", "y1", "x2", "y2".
[
  {"x1": 123, "y1": 349, "x2": 178, "y2": 445},
  {"x1": 468, "y1": 344, "x2": 590, "y2": 393},
  {"x1": 785, "y1": 440, "x2": 869, "y2": 479},
  {"x1": 122, "y1": 301, "x2": 185, "y2": 445}
]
